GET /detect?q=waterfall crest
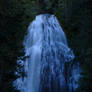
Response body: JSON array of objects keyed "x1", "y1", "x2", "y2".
[{"x1": 14, "y1": 14, "x2": 81, "y2": 92}]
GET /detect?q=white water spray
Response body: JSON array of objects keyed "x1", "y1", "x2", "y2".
[{"x1": 14, "y1": 14, "x2": 81, "y2": 92}]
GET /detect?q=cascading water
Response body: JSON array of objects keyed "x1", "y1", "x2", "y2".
[{"x1": 14, "y1": 14, "x2": 81, "y2": 92}]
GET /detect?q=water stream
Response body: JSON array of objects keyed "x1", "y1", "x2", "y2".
[{"x1": 14, "y1": 14, "x2": 81, "y2": 92}]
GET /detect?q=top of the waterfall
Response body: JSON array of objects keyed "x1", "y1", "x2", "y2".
[
  {"x1": 36, "y1": 14, "x2": 54, "y2": 18},
  {"x1": 27, "y1": 14, "x2": 68, "y2": 47},
  {"x1": 35, "y1": 14, "x2": 55, "y2": 22},
  {"x1": 27, "y1": 14, "x2": 59, "y2": 34}
]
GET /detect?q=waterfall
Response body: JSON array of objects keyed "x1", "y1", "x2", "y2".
[{"x1": 14, "y1": 14, "x2": 81, "y2": 92}]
